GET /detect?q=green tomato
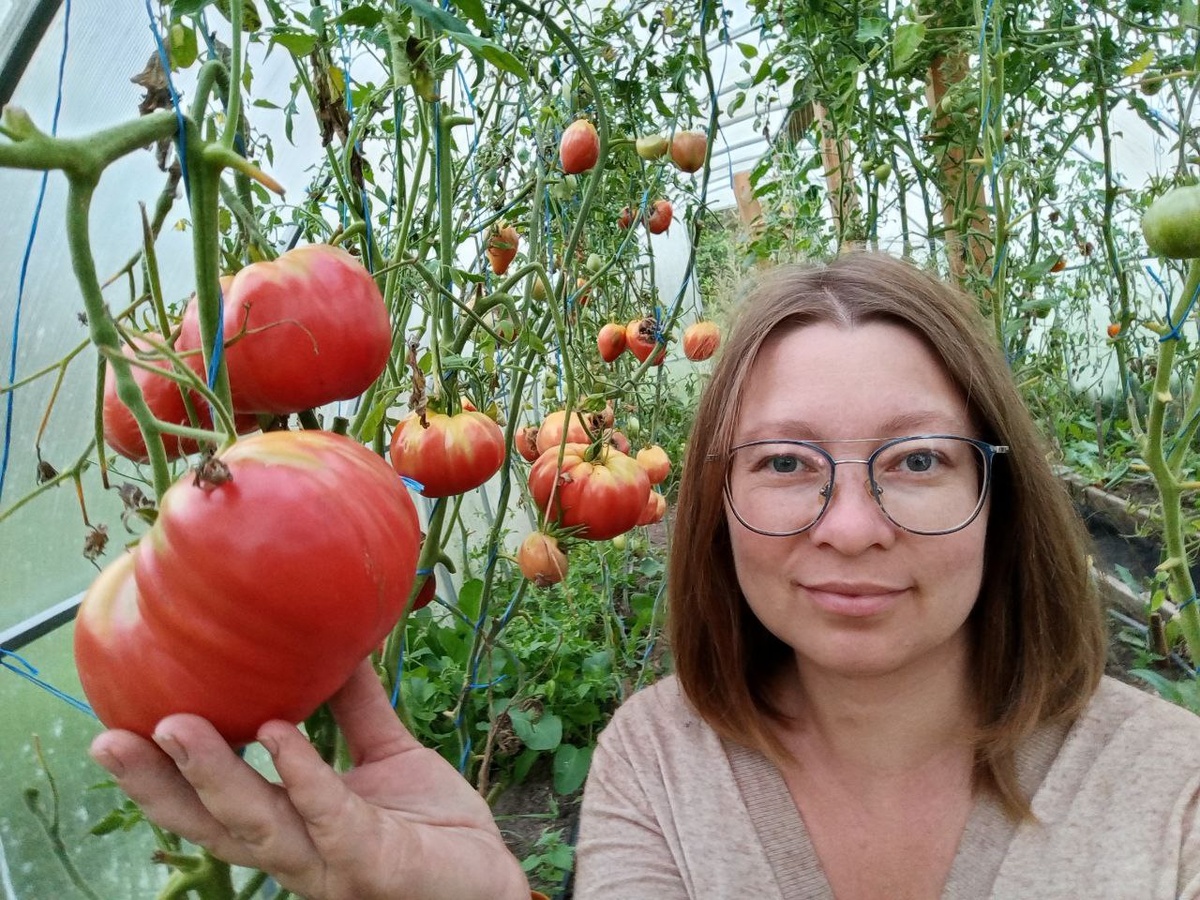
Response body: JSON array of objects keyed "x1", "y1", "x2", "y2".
[
  {"x1": 611, "y1": 533, "x2": 628, "y2": 551},
  {"x1": 625, "y1": 415, "x2": 641, "y2": 440},
  {"x1": 1142, "y1": 185, "x2": 1200, "y2": 259}
]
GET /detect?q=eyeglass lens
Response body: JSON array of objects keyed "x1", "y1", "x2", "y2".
[{"x1": 727, "y1": 437, "x2": 988, "y2": 535}]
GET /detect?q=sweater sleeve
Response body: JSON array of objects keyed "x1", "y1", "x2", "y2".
[{"x1": 571, "y1": 714, "x2": 692, "y2": 900}]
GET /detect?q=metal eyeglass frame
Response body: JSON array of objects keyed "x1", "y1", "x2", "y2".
[{"x1": 723, "y1": 434, "x2": 1010, "y2": 537}]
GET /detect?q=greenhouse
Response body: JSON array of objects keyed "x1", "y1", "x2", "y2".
[{"x1": 1, "y1": 0, "x2": 1198, "y2": 897}]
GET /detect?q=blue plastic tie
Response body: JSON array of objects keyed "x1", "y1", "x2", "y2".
[
  {"x1": 1, "y1": 648, "x2": 96, "y2": 719},
  {"x1": 0, "y1": 0, "x2": 72, "y2": 505}
]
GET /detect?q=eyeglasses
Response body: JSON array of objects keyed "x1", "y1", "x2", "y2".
[{"x1": 724, "y1": 435, "x2": 1009, "y2": 537}]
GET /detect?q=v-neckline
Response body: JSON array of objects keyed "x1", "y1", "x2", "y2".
[{"x1": 724, "y1": 721, "x2": 1068, "y2": 898}]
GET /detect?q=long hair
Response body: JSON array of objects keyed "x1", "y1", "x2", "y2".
[{"x1": 668, "y1": 252, "x2": 1106, "y2": 819}]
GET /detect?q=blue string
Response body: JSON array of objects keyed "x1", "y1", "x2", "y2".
[
  {"x1": 1, "y1": 649, "x2": 96, "y2": 719},
  {"x1": 1155, "y1": 269, "x2": 1200, "y2": 343},
  {"x1": 0, "y1": 0, "x2": 72, "y2": 505}
]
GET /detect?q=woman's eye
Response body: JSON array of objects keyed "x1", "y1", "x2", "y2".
[
  {"x1": 901, "y1": 451, "x2": 937, "y2": 472},
  {"x1": 769, "y1": 455, "x2": 799, "y2": 474}
]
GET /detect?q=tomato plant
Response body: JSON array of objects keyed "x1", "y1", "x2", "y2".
[
  {"x1": 626, "y1": 317, "x2": 667, "y2": 365},
  {"x1": 527, "y1": 443, "x2": 650, "y2": 541},
  {"x1": 517, "y1": 532, "x2": 569, "y2": 586},
  {"x1": 559, "y1": 119, "x2": 599, "y2": 175},
  {"x1": 74, "y1": 430, "x2": 421, "y2": 744},
  {"x1": 178, "y1": 244, "x2": 391, "y2": 415},
  {"x1": 389, "y1": 410, "x2": 506, "y2": 498},
  {"x1": 682, "y1": 321, "x2": 721, "y2": 361},
  {"x1": 598, "y1": 323, "x2": 627, "y2": 362}
]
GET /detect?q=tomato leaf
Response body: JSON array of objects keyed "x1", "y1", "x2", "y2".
[
  {"x1": 336, "y1": 4, "x2": 383, "y2": 28},
  {"x1": 552, "y1": 743, "x2": 593, "y2": 794},
  {"x1": 509, "y1": 708, "x2": 563, "y2": 751},
  {"x1": 269, "y1": 30, "x2": 318, "y2": 58},
  {"x1": 448, "y1": 0, "x2": 490, "y2": 34},
  {"x1": 457, "y1": 577, "x2": 483, "y2": 620},
  {"x1": 1123, "y1": 47, "x2": 1155, "y2": 76},
  {"x1": 397, "y1": 0, "x2": 526, "y2": 78},
  {"x1": 891, "y1": 23, "x2": 926, "y2": 75}
]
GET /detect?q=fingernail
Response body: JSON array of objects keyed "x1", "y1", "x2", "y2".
[
  {"x1": 90, "y1": 747, "x2": 125, "y2": 778},
  {"x1": 153, "y1": 730, "x2": 188, "y2": 764}
]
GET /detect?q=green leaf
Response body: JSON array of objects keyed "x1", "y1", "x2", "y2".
[
  {"x1": 736, "y1": 41, "x2": 757, "y2": 59},
  {"x1": 509, "y1": 708, "x2": 563, "y2": 751},
  {"x1": 336, "y1": 4, "x2": 384, "y2": 27},
  {"x1": 169, "y1": 22, "x2": 199, "y2": 70},
  {"x1": 251, "y1": 98, "x2": 281, "y2": 109},
  {"x1": 1123, "y1": 47, "x2": 1155, "y2": 76},
  {"x1": 855, "y1": 17, "x2": 886, "y2": 43},
  {"x1": 891, "y1": 22, "x2": 925, "y2": 74},
  {"x1": 552, "y1": 743, "x2": 593, "y2": 794},
  {"x1": 450, "y1": 0, "x2": 490, "y2": 33},
  {"x1": 457, "y1": 577, "x2": 483, "y2": 620},
  {"x1": 171, "y1": 0, "x2": 212, "y2": 15},
  {"x1": 269, "y1": 30, "x2": 318, "y2": 57},
  {"x1": 397, "y1": 0, "x2": 526, "y2": 77}
]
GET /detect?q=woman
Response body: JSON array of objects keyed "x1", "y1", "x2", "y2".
[{"x1": 90, "y1": 253, "x2": 1200, "y2": 899}]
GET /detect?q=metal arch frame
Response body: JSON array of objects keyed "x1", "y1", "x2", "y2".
[{"x1": 0, "y1": 0, "x2": 65, "y2": 108}]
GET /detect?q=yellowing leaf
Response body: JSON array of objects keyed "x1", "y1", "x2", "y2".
[{"x1": 1123, "y1": 48, "x2": 1155, "y2": 76}]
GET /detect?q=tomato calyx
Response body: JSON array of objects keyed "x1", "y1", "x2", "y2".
[{"x1": 192, "y1": 451, "x2": 233, "y2": 490}]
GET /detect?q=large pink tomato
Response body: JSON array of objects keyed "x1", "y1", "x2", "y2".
[
  {"x1": 178, "y1": 245, "x2": 392, "y2": 415},
  {"x1": 74, "y1": 430, "x2": 421, "y2": 744},
  {"x1": 527, "y1": 442, "x2": 650, "y2": 541},
  {"x1": 388, "y1": 410, "x2": 506, "y2": 498}
]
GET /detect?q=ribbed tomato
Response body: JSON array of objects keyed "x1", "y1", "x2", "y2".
[
  {"x1": 626, "y1": 317, "x2": 667, "y2": 365},
  {"x1": 527, "y1": 442, "x2": 650, "y2": 541},
  {"x1": 535, "y1": 409, "x2": 592, "y2": 454},
  {"x1": 636, "y1": 444, "x2": 671, "y2": 485},
  {"x1": 682, "y1": 321, "x2": 721, "y2": 361},
  {"x1": 178, "y1": 244, "x2": 391, "y2": 415},
  {"x1": 560, "y1": 119, "x2": 600, "y2": 174},
  {"x1": 74, "y1": 430, "x2": 421, "y2": 744},
  {"x1": 636, "y1": 490, "x2": 667, "y2": 526},
  {"x1": 389, "y1": 410, "x2": 506, "y2": 498},
  {"x1": 517, "y1": 532, "x2": 569, "y2": 586}
]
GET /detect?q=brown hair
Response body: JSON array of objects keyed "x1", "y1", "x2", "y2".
[{"x1": 668, "y1": 251, "x2": 1106, "y2": 819}]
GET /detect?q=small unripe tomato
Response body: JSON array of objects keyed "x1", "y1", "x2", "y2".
[
  {"x1": 635, "y1": 134, "x2": 669, "y2": 160},
  {"x1": 1142, "y1": 184, "x2": 1200, "y2": 259}
]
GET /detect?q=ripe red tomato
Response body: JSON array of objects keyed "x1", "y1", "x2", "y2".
[
  {"x1": 607, "y1": 430, "x2": 631, "y2": 455},
  {"x1": 636, "y1": 490, "x2": 667, "y2": 526},
  {"x1": 598, "y1": 323, "x2": 627, "y2": 362},
  {"x1": 178, "y1": 244, "x2": 391, "y2": 415},
  {"x1": 515, "y1": 425, "x2": 541, "y2": 462},
  {"x1": 487, "y1": 223, "x2": 520, "y2": 275},
  {"x1": 560, "y1": 119, "x2": 600, "y2": 174},
  {"x1": 74, "y1": 430, "x2": 421, "y2": 744},
  {"x1": 646, "y1": 199, "x2": 673, "y2": 235},
  {"x1": 527, "y1": 443, "x2": 650, "y2": 541},
  {"x1": 517, "y1": 532, "x2": 569, "y2": 586},
  {"x1": 389, "y1": 410, "x2": 506, "y2": 498},
  {"x1": 636, "y1": 444, "x2": 671, "y2": 485},
  {"x1": 618, "y1": 206, "x2": 634, "y2": 229},
  {"x1": 103, "y1": 332, "x2": 258, "y2": 462},
  {"x1": 626, "y1": 317, "x2": 667, "y2": 365},
  {"x1": 412, "y1": 571, "x2": 437, "y2": 610},
  {"x1": 535, "y1": 409, "x2": 592, "y2": 454},
  {"x1": 1050, "y1": 257, "x2": 1066, "y2": 273},
  {"x1": 1107, "y1": 322, "x2": 1122, "y2": 339},
  {"x1": 669, "y1": 131, "x2": 707, "y2": 173},
  {"x1": 682, "y1": 321, "x2": 721, "y2": 361}
]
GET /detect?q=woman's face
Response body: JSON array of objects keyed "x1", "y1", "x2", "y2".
[{"x1": 725, "y1": 321, "x2": 988, "y2": 681}]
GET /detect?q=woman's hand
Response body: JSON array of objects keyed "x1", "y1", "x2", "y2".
[{"x1": 89, "y1": 660, "x2": 531, "y2": 900}]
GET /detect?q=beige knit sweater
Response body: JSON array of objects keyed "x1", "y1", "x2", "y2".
[{"x1": 574, "y1": 675, "x2": 1200, "y2": 899}]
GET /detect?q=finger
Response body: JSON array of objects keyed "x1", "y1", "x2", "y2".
[
  {"x1": 327, "y1": 659, "x2": 424, "y2": 765},
  {"x1": 89, "y1": 723, "x2": 264, "y2": 863},
  {"x1": 145, "y1": 715, "x2": 318, "y2": 870}
]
